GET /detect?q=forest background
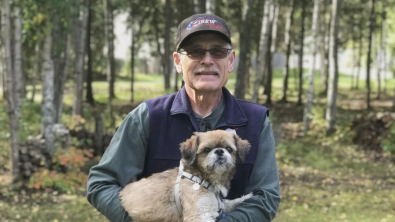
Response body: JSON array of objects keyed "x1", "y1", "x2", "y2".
[{"x1": 1, "y1": 0, "x2": 395, "y2": 221}]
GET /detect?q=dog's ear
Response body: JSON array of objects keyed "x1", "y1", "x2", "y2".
[
  {"x1": 180, "y1": 133, "x2": 199, "y2": 166},
  {"x1": 234, "y1": 134, "x2": 251, "y2": 163}
]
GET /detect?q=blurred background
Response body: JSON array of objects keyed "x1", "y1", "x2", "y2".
[{"x1": 0, "y1": 0, "x2": 395, "y2": 221}]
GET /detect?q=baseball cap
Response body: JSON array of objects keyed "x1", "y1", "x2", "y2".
[{"x1": 175, "y1": 14, "x2": 232, "y2": 51}]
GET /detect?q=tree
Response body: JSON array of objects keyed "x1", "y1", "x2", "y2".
[
  {"x1": 194, "y1": 0, "x2": 205, "y2": 13},
  {"x1": 252, "y1": 0, "x2": 273, "y2": 103},
  {"x1": 366, "y1": 0, "x2": 376, "y2": 109},
  {"x1": 86, "y1": 0, "x2": 95, "y2": 105},
  {"x1": 304, "y1": 0, "x2": 322, "y2": 133},
  {"x1": 163, "y1": 0, "x2": 171, "y2": 90},
  {"x1": 2, "y1": 0, "x2": 20, "y2": 180},
  {"x1": 103, "y1": 0, "x2": 116, "y2": 127},
  {"x1": 73, "y1": 4, "x2": 89, "y2": 117},
  {"x1": 41, "y1": 30, "x2": 56, "y2": 154},
  {"x1": 326, "y1": 0, "x2": 341, "y2": 134},
  {"x1": 281, "y1": 0, "x2": 295, "y2": 103},
  {"x1": 234, "y1": 0, "x2": 254, "y2": 99},
  {"x1": 296, "y1": 0, "x2": 306, "y2": 106},
  {"x1": 379, "y1": 0, "x2": 387, "y2": 94},
  {"x1": 319, "y1": 1, "x2": 330, "y2": 93},
  {"x1": 206, "y1": 0, "x2": 215, "y2": 14}
]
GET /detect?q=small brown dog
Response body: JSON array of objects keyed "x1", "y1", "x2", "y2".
[{"x1": 119, "y1": 130, "x2": 252, "y2": 222}]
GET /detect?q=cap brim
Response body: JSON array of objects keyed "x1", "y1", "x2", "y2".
[{"x1": 176, "y1": 30, "x2": 232, "y2": 51}]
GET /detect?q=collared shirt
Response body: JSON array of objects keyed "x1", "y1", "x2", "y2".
[{"x1": 87, "y1": 89, "x2": 280, "y2": 222}]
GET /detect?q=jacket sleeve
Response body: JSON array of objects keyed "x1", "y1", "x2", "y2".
[
  {"x1": 86, "y1": 102, "x2": 150, "y2": 222},
  {"x1": 219, "y1": 117, "x2": 281, "y2": 222}
]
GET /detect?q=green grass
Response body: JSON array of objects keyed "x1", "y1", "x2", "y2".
[{"x1": 1, "y1": 69, "x2": 395, "y2": 221}]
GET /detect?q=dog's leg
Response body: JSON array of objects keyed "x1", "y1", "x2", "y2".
[
  {"x1": 222, "y1": 193, "x2": 253, "y2": 213},
  {"x1": 182, "y1": 193, "x2": 219, "y2": 222}
]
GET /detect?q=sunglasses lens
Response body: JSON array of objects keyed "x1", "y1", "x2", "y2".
[
  {"x1": 181, "y1": 48, "x2": 229, "y2": 60},
  {"x1": 210, "y1": 48, "x2": 228, "y2": 59}
]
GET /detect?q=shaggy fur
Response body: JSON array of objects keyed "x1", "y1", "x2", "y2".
[{"x1": 119, "y1": 130, "x2": 252, "y2": 222}]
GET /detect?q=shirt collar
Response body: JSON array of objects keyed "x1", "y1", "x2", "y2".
[{"x1": 170, "y1": 87, "x2": 248, "y2": 126}]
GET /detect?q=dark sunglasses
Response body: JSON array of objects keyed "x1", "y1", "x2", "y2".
[{"x1": 178, "y1": 47, "x2": 232, "y2": 60}]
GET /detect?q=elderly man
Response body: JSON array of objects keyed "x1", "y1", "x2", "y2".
[{"x1": 87, "y1": 13, "x2": 280, "y2": 221}]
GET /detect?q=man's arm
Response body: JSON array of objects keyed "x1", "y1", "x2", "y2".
[
  {"x1": 219, "y1": 117, "x2": 281, "y2": 221},
  {"x1": 86, "y1": 102, "x2": 150, "y2": 222}
]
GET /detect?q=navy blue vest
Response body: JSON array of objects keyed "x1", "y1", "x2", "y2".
[{"x1": 142, "y1": 87, "x2": 268, "y2": 199}]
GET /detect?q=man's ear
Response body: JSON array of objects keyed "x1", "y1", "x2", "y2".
[
  {"x1": 173, "y1": 52, "x2": 183, "y2": 73},
  {"x1": 180, "y1": 133, "x2": 199, "y2": 166},
  {"x1": 234, "y1": 134, "x2": 251, "y2": 163},
  {"x1": 228, "y1": 50, "x2": 235, "y2": 73}
]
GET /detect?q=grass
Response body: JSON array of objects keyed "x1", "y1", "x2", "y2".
[{"x1": 1, "y1": 69, "x2": 395, "y2": 221}]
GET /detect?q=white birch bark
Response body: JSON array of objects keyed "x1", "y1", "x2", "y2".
[
  {"x1": 2, "y1": 0, "x2": 20, "y2": 179},
  {"x1": 57, "y1": 34, "x2": 71, "y2": 123},
  {"x1": 13, "y1": 3, "x2": 23, "y2": 118},
  {"x1": 73, "y1": 6, "x2": 89, "y2": 117},
  {"x1": 304, "y1": 0, "x2": 322, "y2": 133},
  {"x1": 41, "y1": 31, "x2": 56, "y2": 154},
  {"x1": 325, "y1": 0, "x2": 341, "y2": 133},
  {"x1": 252, "y1": 0, "x2": 272, "y2": 103},
  {"x1": 206, "y1": 0, "x2": 215, "y2": 14},
  {"x1": 380, "y1": 0, "x2": 387, "y2": 92}
]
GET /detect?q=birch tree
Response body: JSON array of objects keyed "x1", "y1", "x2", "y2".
[
  {"x1": 234, "y1": 0, "x2": 254, "y2": 99},
  {"x1": 281, "y1": 0, "x2": 295, "y2": 103},
  {"x1": 380, "y1": 0, "x2": 387, "y2": 93},
  {"x1": 41, "y1": 31, "x2": 56, "y2": 154},
  {"x1": 103, "y1": 0, "x2": 115, "y2": 126},
  {"x1": 86, "y1": 0, "x2": 95, "y2": 105},
  {"x1": 303, "y1": 0, "x2": 322, "y2": 133},
  {"x1": 2, "y1": 0, "x2": 20, "y2": 179},
  {"x1": 73, "y1": 5, "x2": 89, "y2": 117},
  {"x1": 366, "y1": 0, "x2": 376, "y2": 109},
  {"x1": 326, "y1": 0, "x2": 341, "y2": 134},
  {"x1": 194, "y1": 0, "x2": 205, "y2": 14},
  {"x1": 252, "y1": 0, "x2": 273, "y2": 103},
  {"x1": 13, "y1": 3, "x2": 23, "y2": 114},
  {"x1": 206, "y1": 0, "x2": 215, "y2": 14}
]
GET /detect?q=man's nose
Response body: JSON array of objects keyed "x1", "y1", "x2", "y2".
[{"x1": 200, "y1": 51, "x2": 214, "y2": 64}]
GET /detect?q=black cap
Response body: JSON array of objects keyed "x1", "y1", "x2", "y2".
[{"x1": 175, "y1": 14, "x2": 232, "y2": 51}]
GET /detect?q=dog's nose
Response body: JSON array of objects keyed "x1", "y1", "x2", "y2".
[{"x1": 215, "y1": 149, "x2": 224, "y2": 156}]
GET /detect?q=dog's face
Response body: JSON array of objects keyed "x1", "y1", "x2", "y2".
[{"x1": 180, "y1": 130, "x2": 250, "y2": 176}]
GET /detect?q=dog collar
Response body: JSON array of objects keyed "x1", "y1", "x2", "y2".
[{"x1": 174, "y1": 161, "x2": 224, "y2": 217}]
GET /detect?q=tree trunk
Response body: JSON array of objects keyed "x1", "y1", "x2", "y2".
[
  {"x1": 2, "y1": 0, "x2": 20, "y2": 180},
  {"x1": 252, "y1": 0, "x2": 272, "y2": 103},
  {"x1": 270, "y1": 4, "x2": 279, "y2": 55},
  {"x1": 366, "y1": 0, "x2": 375, "y2": 109},
  {"x1": 265, "y1": 3, "x2": 276, "y2": 104},
  {"x1": 56, "y1": 34, "x2": 71, "y2": 124},
  {"x1": 73, "y1": 6, "x2": 89, "y2": 117},
  {"x1": 0, "y1": 31, "x2": 5, "y2": 98},
  {"x1": 131, "y1": 27, "x2": 135, "y2": 102},
  {"x1": 356, "y1": 19, "x2": 363, "y2": 90},
  {"x1": 206, "y1": 0, "x2": 215, "y2": 14},
  {"x1": 303, "y1": 0, "x2": 321, "y2": 133},
  {"x1": 194, "y1": 0, "x2": 206, "y2": 13},
  {"x1": 325, "y1": 0, "x2": 341, "y2": 134},
  {"x1": 380, "y1": 0, "x2": 387, "y2": 93},
  {"x1": 297, "y1": 0, "x2": 306, "y2": 106},
  {"x1": 13, "y1": 3, "x2": 23, "y2": 118},
  {"x1": 103, "y1": 0, "x2": 116, "y2": 100},
  {"x1": 281, "y1": 0, "x2": 295, "y2": 103},
  {"x1": 164, "y1": 0, "x2": 171, "y2": 90},
  {"x1": 351, "y1": 14, "x2": 356, "y2": 90},
  {"x1": 320, "y1": 2, "x2": 330, "y2": 94},
  {"x1": 234, "y1": 0, "x2": 254, "y2": 99},
  {"x1": 86, "y1": 1, "x2": 95, "y2": 105},
  {"x1": 42, "y1": 31, "x2": 56, "y2": 154},
  {"x1": 103, "y1": 0, "x2": 115, "y2": 127},
  {"x1": 376, "y1": 33, "x2": 381, "y2": 100}
]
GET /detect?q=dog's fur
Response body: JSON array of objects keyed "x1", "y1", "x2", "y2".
[{"x1": 119, "y1": 130, "x2": 252, "y2": 222}]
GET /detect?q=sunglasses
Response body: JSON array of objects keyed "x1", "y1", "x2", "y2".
[{"x1": 178, "y1": 47, "x2": 232, "y2": 60}]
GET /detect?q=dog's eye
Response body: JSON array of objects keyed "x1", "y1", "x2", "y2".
[
  {"x1": 204, "y1": 148, "x2": 211, "y2": 153},
  {"x1": 226, "y1": 147, "x2": 233, "y2": 153}
]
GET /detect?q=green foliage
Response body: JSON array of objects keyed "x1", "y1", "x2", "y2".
[
  {"x1": 381, "y1": 121, "x2": 395, "y2": 155},
  {"x1": 28, "y1": 147, "x2": 93, "y2": 193}
]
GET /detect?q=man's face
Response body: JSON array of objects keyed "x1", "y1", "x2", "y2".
[{"x1": 173, "y1": 33, "x2": 235, "y2": 93}]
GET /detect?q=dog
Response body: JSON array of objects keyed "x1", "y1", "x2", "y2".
[{"x1": 119, "y1": 130, "x2": 252, "y2": 222}]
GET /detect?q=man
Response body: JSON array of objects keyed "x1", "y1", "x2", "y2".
[{"x1": 87, "y1": 13, "x2": 280, "y2": 221}]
